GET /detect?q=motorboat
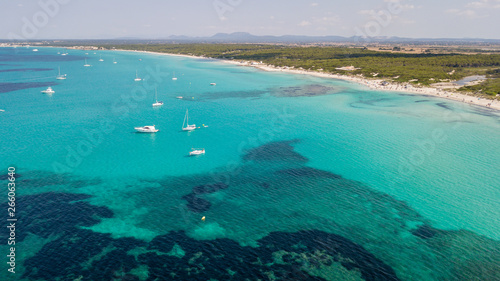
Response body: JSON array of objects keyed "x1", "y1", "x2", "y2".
[
  {"x1": 41, "y1": 87, "x2": 55, "y2": 94},
  {"x1": 189, "y1": 149, "x2": 205, "y2": 156},
  {"x1": 134, "y1": 125, "x2": 158, "y2": 133}
]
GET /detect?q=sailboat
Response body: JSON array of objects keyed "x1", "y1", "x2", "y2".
[
  {"x1": 84, "y1": 58, "x2": 91, "y2": 67},
  {"x1": 172, "y1": 72, "x2": 177, "y2": 81},
  {"x1": 113, "y1": 58, "x2": 117, "y2": 64},
  {"x1": 134, "y1": 70, "x2": 142, "y2": 81},
  {"x1": 182, "y1": 109, "x2": 197, "y2": 131},
  {"x1": 152, "y1": 88, "x2": 163, "y2": 107},
  {"x1": 56, "y1": 67, "x2": 67, "y2": 80},
  {"x1": 99, "y1": 55, "x2": 104, "y2": 62}
]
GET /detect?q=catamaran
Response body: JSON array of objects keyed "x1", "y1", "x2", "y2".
[
  {"x1": 152, "y1": 89, "x2": 163, "y2": 107},
  {"x1": 56, "y1": 67, "x2": 67, "y2": 80},
  {"x1": 84, "y1": 58, "x2": 91, "y2": 67},
  {"x1": 41, "y1": 87, "x2": 55, "y2": 94},
  {"x1": 182, "y1": 109, "x2": 196, "y2": 131},
  {"x1": 134, "y1": 70, "x2": 142, "y2": 81},
  {"x1": 134, "y1": 125, "x2": 158, "y2": 133}
]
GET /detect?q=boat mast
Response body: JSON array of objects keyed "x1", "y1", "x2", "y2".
[{"x1": 183, "y1": 109, "x2": 188, "y2": 129}]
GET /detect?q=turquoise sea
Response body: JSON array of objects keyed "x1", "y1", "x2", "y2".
[{"x1": 1, "y1": 47, "x2": 499, "y2": 280}]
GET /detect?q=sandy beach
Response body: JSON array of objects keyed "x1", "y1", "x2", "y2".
[
  {"x1": 226, "y1": 60, "x2": 500, "y2": 111},
  {"x1": 123, "y1": 49, "x2": 500, "y2": 112}
]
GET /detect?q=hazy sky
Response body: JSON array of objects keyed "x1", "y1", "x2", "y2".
[{"x1": 1, "y1": 0, "x2": 499, "y2": 39}]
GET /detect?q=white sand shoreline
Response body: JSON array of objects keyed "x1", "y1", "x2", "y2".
[{"x1": 119, "y1": 49, "x2": 500, "y2": 112}]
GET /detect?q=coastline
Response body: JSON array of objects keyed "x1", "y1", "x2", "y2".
[{"x1": 119, "y1": 49, "x2": 500, "y2": 111}]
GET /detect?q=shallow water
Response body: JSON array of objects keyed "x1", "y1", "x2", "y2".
[{"x1": 0, "y1": 47, "x2": 499, "y2": 280}]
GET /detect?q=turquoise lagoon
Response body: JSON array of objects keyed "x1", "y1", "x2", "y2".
[{"x1": 0, "y1": 47, "x2": 499, "y2": 280}]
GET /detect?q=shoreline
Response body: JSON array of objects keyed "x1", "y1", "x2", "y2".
[
  {"x1": 223, "y1": 59, "x2": 500, "y2": 112},
  {"x1": 110, "y1": 49, "x2": 499, "y2": 112}
]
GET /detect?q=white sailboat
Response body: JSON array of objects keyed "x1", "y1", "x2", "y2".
[
  {"x1": 182, "y1": 109, "x2": 197, "y2": 131},
  {"x1": 56, "y1": 67, "x2": 67, "y2": 80},
  {"x1": 113, "y1": 58, "x2": 117, "y2": 64},
  {"x1": 134, "y1": 70, "x2": 142, "y2": 81},
  {"x1": 172, "y1": 72, "x2": 177, "y2": 80},
  {"x1": 99, "y1": 55, "x2": 104, "y2": 62},
  {"x1": 84, "y1": 58, "x2": 91, "y2": 67},
  {"x1": 152, "y1": 88, "x2": 163, "y2": 107}
]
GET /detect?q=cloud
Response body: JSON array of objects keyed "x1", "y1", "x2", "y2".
[
  {"x1": 446, "y1": 0, "x2": 499, "y2": 19},
  {"x1": 446, "y1": 8, "x2": 481, "y2": 19},
  {"x1": 466, "y1": 0, "x2": 500, "y2": 9},
  {"x1": 311, "y1": 3, "x2": 319, "y2": 7},
  {"x1": 298, "y1": 20, "x2": 312, "y2": 26},
  {"x1": 358, "y1": 9, "x2": 376, "y2": 15},
  {"x1": 315, "y1": 16, "x2": 340, "y2": 25},
  {"x1": 394, "y1": 16, "x2": 416, "y2": 25},
  {"x1": 297, "y1": 15, "x2": 340, "y2": 28},
  {"x1": 401, "y1": 4, "x2": 415, "y2": 10}
]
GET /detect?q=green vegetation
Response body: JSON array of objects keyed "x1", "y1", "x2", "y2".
[
  {"x1": 105, "y1": 44, "x2": 500, "y2": 97},
  {"x1": 459, "y1": 68, "x2": 500, "y2": 96}
]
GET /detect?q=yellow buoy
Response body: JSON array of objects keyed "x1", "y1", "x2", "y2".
[{"x1": 201, "y1": 216, "x2": 206, "y2": 221}]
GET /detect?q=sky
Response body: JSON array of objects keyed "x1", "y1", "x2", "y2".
[{"x1": 1, "y1": 0, "x2": 499, "y2": 40}]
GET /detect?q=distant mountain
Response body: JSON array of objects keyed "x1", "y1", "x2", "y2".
[{"x1": 157, "y1": 32, "x2": 500, "y2": 44}]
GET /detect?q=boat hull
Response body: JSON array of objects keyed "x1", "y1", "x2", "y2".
[{"x1": 134, "y1": 126, "x2": 158, "y2": 133}]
